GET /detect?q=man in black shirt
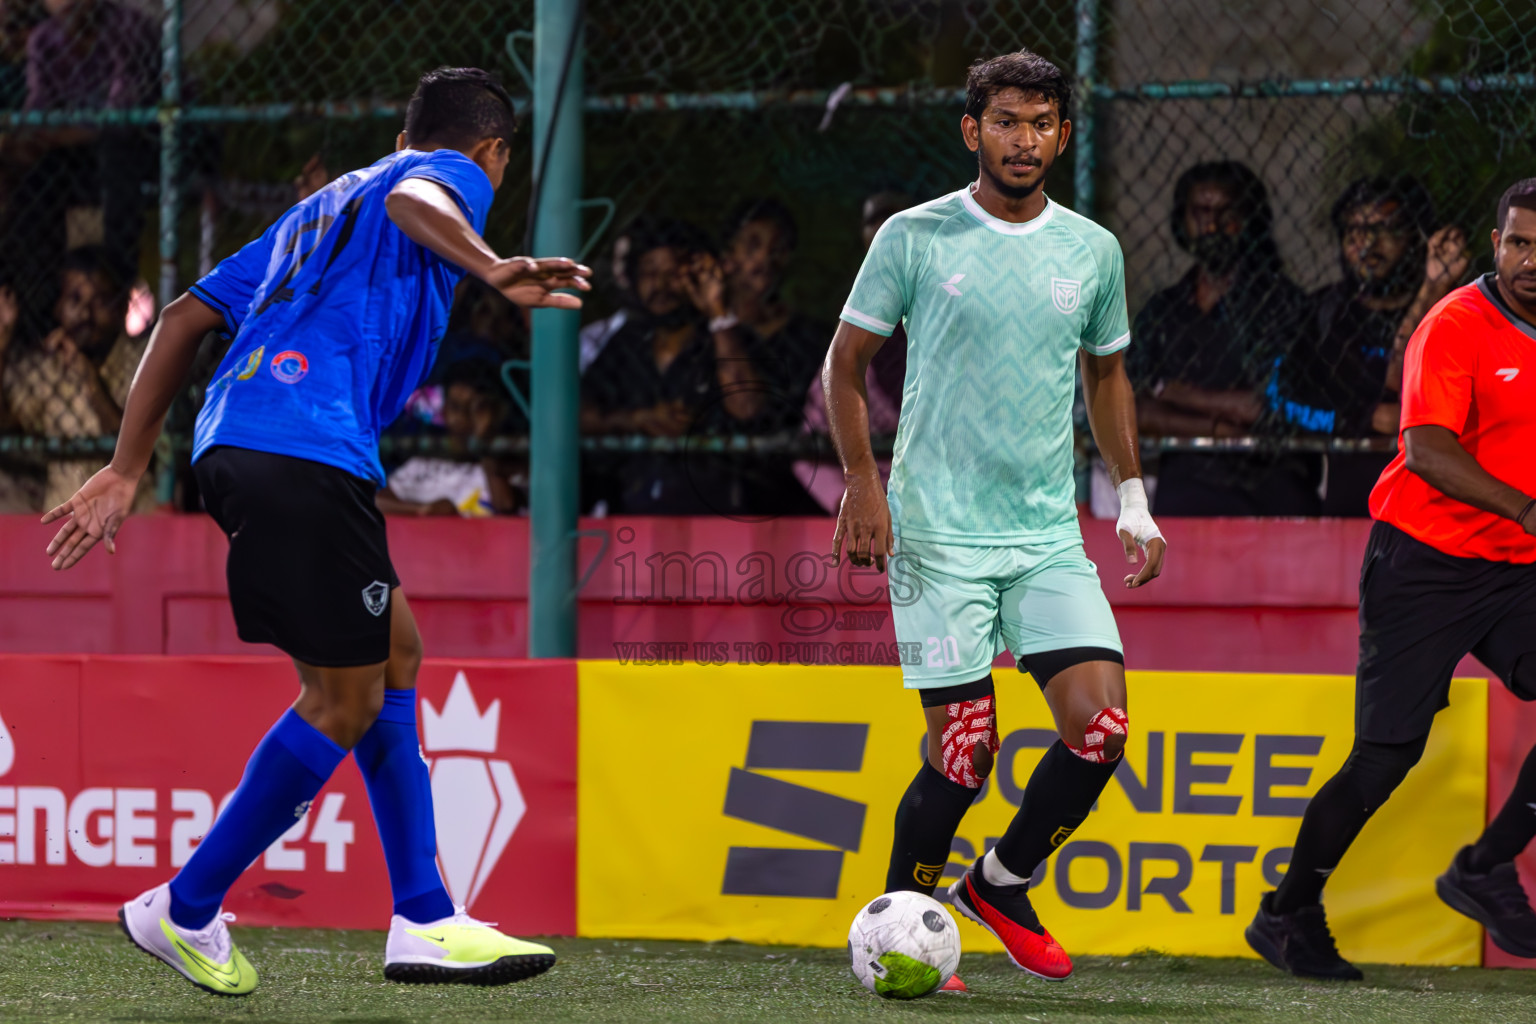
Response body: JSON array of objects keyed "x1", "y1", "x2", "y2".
[
  {"x1": 580, "y1": 218, "x2": 766, "y2": 513},
  {"x1": 1267, "y1": 177, "x2": 1468, "y2": 515},
  {"x1": 1129, "y1": 161, "x2": 1311, "y2": 515}
]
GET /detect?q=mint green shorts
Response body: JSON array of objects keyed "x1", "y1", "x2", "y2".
[{"x1": 888, "y1": 533, "x2": 1123, "y2": 688}]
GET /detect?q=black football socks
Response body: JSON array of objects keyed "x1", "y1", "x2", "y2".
[
  {"x1": 885, "y1": 761, "x2": 980, "y2": 894},
  {"x1": 990, "y1": 740, "x2": 1118, "y2": 881}
]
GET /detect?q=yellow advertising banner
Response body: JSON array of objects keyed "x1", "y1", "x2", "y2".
[{"x1": 578, "y1": 663, "x2": 1486, "y2": 965}]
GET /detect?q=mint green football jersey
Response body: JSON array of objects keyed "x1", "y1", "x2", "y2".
[{"x1": 841, "y1": 188, "x2": 1131, "y2": 545}]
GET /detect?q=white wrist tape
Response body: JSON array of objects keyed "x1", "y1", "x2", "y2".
[{"x1": 1115, "y1": 478, "x2": 1163, "y2": 547}]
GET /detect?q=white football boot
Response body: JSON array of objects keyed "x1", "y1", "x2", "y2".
[
  {"x1": 119, "y1": 882, "x2": 257, "y2": 996},
  {"x1": 384, "y1": 906, "x2": 556, "y2": 985}
]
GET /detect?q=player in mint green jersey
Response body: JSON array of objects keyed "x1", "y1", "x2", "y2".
[{"x1": 826, "y1": 50, "x2": 1166, "y2": 983}]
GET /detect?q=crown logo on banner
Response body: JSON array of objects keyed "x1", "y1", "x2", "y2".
[
  {"x1": 420, "y1": 672, "x2": 524, "y2": 910},
  {"x1": 422, "y1": 672, "x2": 501, "y2": 753}
]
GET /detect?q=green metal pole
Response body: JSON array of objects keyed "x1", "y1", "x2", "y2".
[
  {"x1": 156, "y1": 0, "x2": 182, "y2": 505},
  {"x1": 158, "y1": 0, "x2": 182, "y2": 310},
  {"x1": 1073, "y1": 0, "x2": 1098, "y2": 218},
  {"x1": 528, "y1": 0, "x2": 583, "y2": 658}
]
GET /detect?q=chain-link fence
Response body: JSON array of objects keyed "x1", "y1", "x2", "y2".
[{"x1": 0, "y1": 0, "x2": 1529, "y2": 518}]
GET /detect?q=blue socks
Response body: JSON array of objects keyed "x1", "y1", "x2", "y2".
[
  {"x1": 354, "y1": 689, "x2": 455, "y2": 924},
  {"x1": 170, "y1": 709, "x2": 346, "y2": 930}
]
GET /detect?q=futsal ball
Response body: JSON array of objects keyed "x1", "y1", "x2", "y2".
[{"x1": 847, "y1": 891, "x2": 961, "y2": 998}]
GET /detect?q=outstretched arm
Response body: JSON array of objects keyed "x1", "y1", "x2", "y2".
[
  {"x1": 42, "y1": 293, "x2": 225, "y2": 569},
  {"x1": 1082, "y1": 349, "x2": 1167, "y2": 588},
  {"x1": 825, "y1": 320, "x2": 891, "y2": 571},
  {"x1": 384, "y1": 179, "x2": 592, "y2": 308}
]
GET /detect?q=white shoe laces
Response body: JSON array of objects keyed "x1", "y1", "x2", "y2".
[
  {"x1": 183, "y1": 911, "x2": 237, "y2": 960},
  {"x1": 448, "y1": 905, "x2": 497, "y2": 929}
]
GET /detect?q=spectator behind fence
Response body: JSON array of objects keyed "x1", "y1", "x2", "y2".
[
  {"x1": 0, "y1": 244, "x2": 150, "y2": 510},
  {"x1": 377, "y1": 360, "x2": 523, "y2": 517},
  {"x1": 1129, "y1": 160, "x2": 1315, "y2": 516},
  {"x1": 580, "y1": 217, "x2": 766, "y2": 514},
  {"x1": 579, "y1": 218, "x2": 643, "y2": 374},
  {"x1": 0, "y1": 1, "x2": 43, "y2": 109},
  {"x1": 0, "y1": 0, "x2": 158, "y2": 339},
  {"x1": 795, "y1": 190, "x2": 913, "y2": 513},
  {"x1": 1267, "y1": 176, "x2": 1470, "y2": 516},
  {"x1": 718, "y1": 197, "x2": 826, "y2": 514}
]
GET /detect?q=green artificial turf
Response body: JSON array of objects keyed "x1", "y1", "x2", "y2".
[{"x1": 3, "y1": 919, "x2": 1536, "y2": 1022}]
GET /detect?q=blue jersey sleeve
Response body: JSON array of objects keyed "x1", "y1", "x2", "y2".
[
  {"x1": 189, "y1": 226, "x2": 277, "y2": 337},
  {"x1": 401, "y1": 150, "x2": 494, "y2": 233}
]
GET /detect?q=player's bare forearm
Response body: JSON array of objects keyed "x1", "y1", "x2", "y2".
[
  {"x1": 110, "y1": 293, "x2": 224, "y2": 479},
  {"x1": 1081, "y1": 350, "x2": 1143, "y2": 487},
  {"x1": 1403, "y1": 424, "x2": 1532, "y2": 523},
  {"x1": 385, "y1": 179, "x2": 499, "y2": 278},
  {"x1": 1085, "y1": 349, "x2": 1166, "y2": 586},
  {"x1": 823, "y1": 321, "x2": 885, "y2": 480}
]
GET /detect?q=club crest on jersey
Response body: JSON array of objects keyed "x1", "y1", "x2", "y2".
[
  {"x1": 362, "y1": 580, "x2": 390, "y2": 617},
  {"x1": 1052, "y1": 277, "x2": 1081, "y2": 315},
  {"x1": 271, "y1": 350, "x2": 309, "y2": 384}
]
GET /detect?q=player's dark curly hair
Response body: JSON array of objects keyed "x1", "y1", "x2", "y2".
[
  {"x1": 1170, "y1": 161, "x2": 1282, "y2": 276},
  {"x1": 964, "y1": 50, "x2": 1071, "y2": 123},
  {"x1": 1497, "y1": 177, "x2": 1536, "y2": 230},
  {"x1": 404, "y1": 67, "x2": 518, "y2": 151},
  {"x1": 1330, "y1": 176, "x2": 1436, "y2": 242}
]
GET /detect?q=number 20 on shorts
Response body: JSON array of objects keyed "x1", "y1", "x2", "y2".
[{"x1": 926, "y1": 635, "x2": 962, "y2": 668}]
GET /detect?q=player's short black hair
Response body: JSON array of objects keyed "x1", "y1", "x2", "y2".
[
  {"x1": 964, "y1": 50, "x2": 1071, "y2": 123},
  {"x1": 404, "y1": 67, "x2": 517, "y2": 151},
  {"x1": 1330, "y1": 176, "x2": 1436, "y2": 241},
  {"x1": 59, "y1": 245, "x2": 126, "y2": 296},
  {"x1": 1497, "y1": 177, "x2": 1536, "y2": 231},
  {"x1": 722, "y1": 198, "x2": 798, "y2": 252},
  {"x1": 1170, "y1": 160, "x2": 1281, "y2": 275}
]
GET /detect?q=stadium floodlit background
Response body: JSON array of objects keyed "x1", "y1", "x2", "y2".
[{"x1": 4, "y1": 2, "x2": 1536, "y2": 1022}]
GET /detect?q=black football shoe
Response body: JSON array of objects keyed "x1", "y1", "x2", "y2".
[
  {"x1": 1245, "y1": 891, "x2": 1363, "y2": 981},
  {"x1": 1437, "y1": 845, "x2": 1536, "y2": 959}
]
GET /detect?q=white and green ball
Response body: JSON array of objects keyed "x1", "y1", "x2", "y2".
[{"x1": 847, "y1": 891, "x2": 961, "y2": 998}]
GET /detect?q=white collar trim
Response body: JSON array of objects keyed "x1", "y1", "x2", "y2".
[{"x1": 959, "y1": 186, "x2": 1055, "y2": 236}]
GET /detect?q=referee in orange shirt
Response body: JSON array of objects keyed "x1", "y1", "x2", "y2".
[{"x1": 1248, "y1": 177, "x2": 1536, "y2": 980}]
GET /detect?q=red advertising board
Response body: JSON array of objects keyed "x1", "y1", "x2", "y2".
[{"x1": 0, "y1": 655, "x2": 576, "y2": 935}]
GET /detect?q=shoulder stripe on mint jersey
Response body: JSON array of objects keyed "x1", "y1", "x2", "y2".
[{"x1": 842, "y1": 304, "x2": 896, "y2": 333}]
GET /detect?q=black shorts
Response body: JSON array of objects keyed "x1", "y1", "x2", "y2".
[
  {"x1": 1356, "y1": 520, "x2": 1536, "y2": 743},
  {"x1": 194, "y1": 446, "x2": 399, "y2": 667}
]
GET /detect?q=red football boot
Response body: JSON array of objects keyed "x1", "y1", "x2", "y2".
[
  {"x1": 948, "y1": 858, "x2": 1073, "y2": 981},
  {"x1": 939, "y1": 973, "x2": 968, "y2": 992}
]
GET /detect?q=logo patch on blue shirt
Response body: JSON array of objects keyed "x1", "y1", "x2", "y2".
[{"x1": 270, "y1": 350, "x2": 309, "y2": 384}]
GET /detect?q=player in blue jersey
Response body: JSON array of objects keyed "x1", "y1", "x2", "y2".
[{"x1": 39, "y1": 67, "x2": 591, "y2": 996}]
